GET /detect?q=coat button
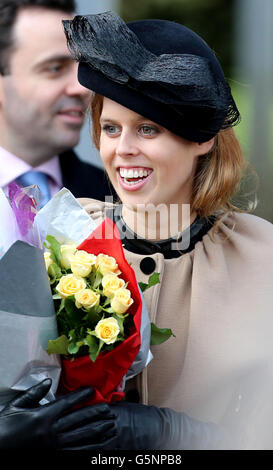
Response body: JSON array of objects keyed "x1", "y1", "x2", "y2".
[{"x1": 140, "y1": 257, "x2": 156, "y2": 275}]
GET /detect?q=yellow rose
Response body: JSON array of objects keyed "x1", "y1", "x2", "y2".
[
  {"x1": 95, "y1": 253, "x2": 121, "y2": 276},
  {"x1": 95, "y1": 317, "x2": 120, "y2": 344},
  {"x1": 56, "y1": 274, "x2": 86, "y2": 298},
  {"x1": 111, "y1": 288, "x2": 134, "y2": 314},
  {"x1": 102, "y1": 274, "x2": 125, "y2": 298},
  {"x1": 70, "y1": 250, "x2": 97, "y2": 277},
  {"x1": 60, "y1": 244, "x2": 77, "y2": 269},
  {"x1": 44, "y1": 251, "x2": 53, "y2": 271},
  {"x1": 75, "y1": 289, "x2": 100, "y2": 309}
]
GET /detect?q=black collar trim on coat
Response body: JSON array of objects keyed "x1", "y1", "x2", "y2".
[{"x1": 106, "y1": 205, "x2": 215, "y2": 259}]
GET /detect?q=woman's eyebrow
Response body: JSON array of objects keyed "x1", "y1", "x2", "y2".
[
  {"x1": 99, "y1": 117, "x2": 121, "y2": 127},
  {"x1": 100, "y1": 116, "x2": 154, "y2": 124},
  {"x1": 100, "y1": 117, "x2": 117, "y2": 123}
]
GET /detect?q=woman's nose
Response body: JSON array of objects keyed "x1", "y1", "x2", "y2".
[{"x1": 116, "y1": 130, "x2": 140, "y2": 157}]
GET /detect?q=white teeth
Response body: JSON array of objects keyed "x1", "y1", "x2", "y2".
[
  {"x1": 119, "y1": 168, "x2": 152, "y2": 179},
  {"x1": 123, "y1": 178, "x2": 142, "y2": 186}
]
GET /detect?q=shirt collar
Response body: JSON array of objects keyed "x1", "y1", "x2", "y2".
[{"x1": 0, "y1": 147, "x2": 62, "y2": 187}]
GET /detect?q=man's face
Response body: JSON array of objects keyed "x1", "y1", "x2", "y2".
[{"x1": 0, "y1": 7, "x2": 90, "y2": 164}]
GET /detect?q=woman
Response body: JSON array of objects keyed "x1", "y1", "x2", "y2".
[{"x1": 62, "y1": 11, "x2": 273, "y2": 450}]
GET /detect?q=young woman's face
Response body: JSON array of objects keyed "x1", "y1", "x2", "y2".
[{"x1": 99, "y1": 97, "x2": 202, "y2": 209}]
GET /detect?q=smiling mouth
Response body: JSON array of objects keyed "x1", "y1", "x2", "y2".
[{"x1": 119, "y1": 167, "x2": 153, "y2": 186}]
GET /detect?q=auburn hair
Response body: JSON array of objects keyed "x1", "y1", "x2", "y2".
[{"x1": 90, "y1": 93, "x2": 253, "y2": 219}]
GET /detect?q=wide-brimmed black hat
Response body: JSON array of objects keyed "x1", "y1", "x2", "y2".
[{"x1": 63, "y1": 11, "x2": 240, "y2": 142}]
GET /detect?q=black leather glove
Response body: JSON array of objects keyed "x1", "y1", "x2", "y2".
[
  {"x1": 0, "y1": 379, "x2": 116, "y2": 450},
  {"x1": 91, "y1": 401, "x2": 236, "y2": 450}
]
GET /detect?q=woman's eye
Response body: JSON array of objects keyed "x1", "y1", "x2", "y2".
[
  {"x1": 139, "y1": 125, "x2": 158, "y2": 136},
  {"x1": 102, "y1": 124, "x2": 119, "y2": 135}
]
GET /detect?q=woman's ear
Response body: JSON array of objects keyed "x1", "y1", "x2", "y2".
[{"x1": 196, "y1": 137, "x2": 215, "y2": 156}]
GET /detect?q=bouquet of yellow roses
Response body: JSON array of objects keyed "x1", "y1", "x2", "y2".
[
  {"x1": 45, "y1": 217, "x2": 144, "y2": 405},
  {"x1": 45, "y1": 240, "x2": 134, "y2": 363}
]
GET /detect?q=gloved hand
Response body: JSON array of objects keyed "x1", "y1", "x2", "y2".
[
  {"x1": 0, "y1": 379, "x2": 116, "y2": 450},
  {"x1": 89, "y1": 401, "x2": 235, "y2": 450}
]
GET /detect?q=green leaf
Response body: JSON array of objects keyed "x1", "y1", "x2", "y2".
[
  {"x1": 84, "y1": 335, "x2": 101, "y2": 362},
  {"x1": 52, "y1": 293, "x2": 62, "y2": 300},
  {"x1": 139, "y1": 272, "x2": 160, "y2": 292},
  {"x1": 64, "y1": 297, "x2": 81, "y2": 326},
  {"x1": 150, "y1": 322, "x2": 175, "y2": 346},
  {"x1": 56, "y1": 298, "x2": 65, "y2": 315},
  {"x1": 47, "y1": 335, "x2": 69, "y2": 355},
  {"x1": 68, "y1": 342, "x2": 80, "y2": 355},
  {"x1": 101, "y1": 306, "x2": 115, "y2": 314},
  {"x1": 102, "y1": 297, "x2": 111, "y2": 307},
  {"x1": 93, "y1": 270, "x2": 103, "y2": 289},
  {"x1": 48, "y1": 262, "x2": 62, "y2": 281},
  {"x1": 86, "y1": 305, "x2": 102, "y2": 325},
  {"x1": 112, "y1": 313, "x2": 126, "y2": 336},
  {"x1": 148, "y1": 272, "x2": 160, "y2": 286},
  {"x1": 45, "y1": 235, "x2": 61, "y2": 267},
  {"x1": 138, "y1": 282, "x2": 147, "y2": 292}
]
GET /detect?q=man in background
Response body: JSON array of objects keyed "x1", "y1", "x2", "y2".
[{"x1": 0, "y1": 0, "x2": 114, "y2": 205}]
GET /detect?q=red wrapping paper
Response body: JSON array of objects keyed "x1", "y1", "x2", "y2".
[{"x1": 59, "y1": 218, "x2": 142, "y2": 405}]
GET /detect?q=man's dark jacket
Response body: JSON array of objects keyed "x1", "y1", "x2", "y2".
[{"x1": 59, "y1": 150, "x2": 116, "y2": 201}]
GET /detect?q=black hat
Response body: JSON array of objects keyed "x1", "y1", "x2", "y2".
[{"x1": 63, "y1": 11, "x2": 240, "y2": 142}]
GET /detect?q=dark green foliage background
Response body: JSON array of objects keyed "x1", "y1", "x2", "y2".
[{"x1": 120, "y1": 0, "x2": 235, "y2": 78}]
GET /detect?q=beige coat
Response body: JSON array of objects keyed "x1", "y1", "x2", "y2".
[{"x1": 80, "y1": 198, "x2": 273, "y2": 449}]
